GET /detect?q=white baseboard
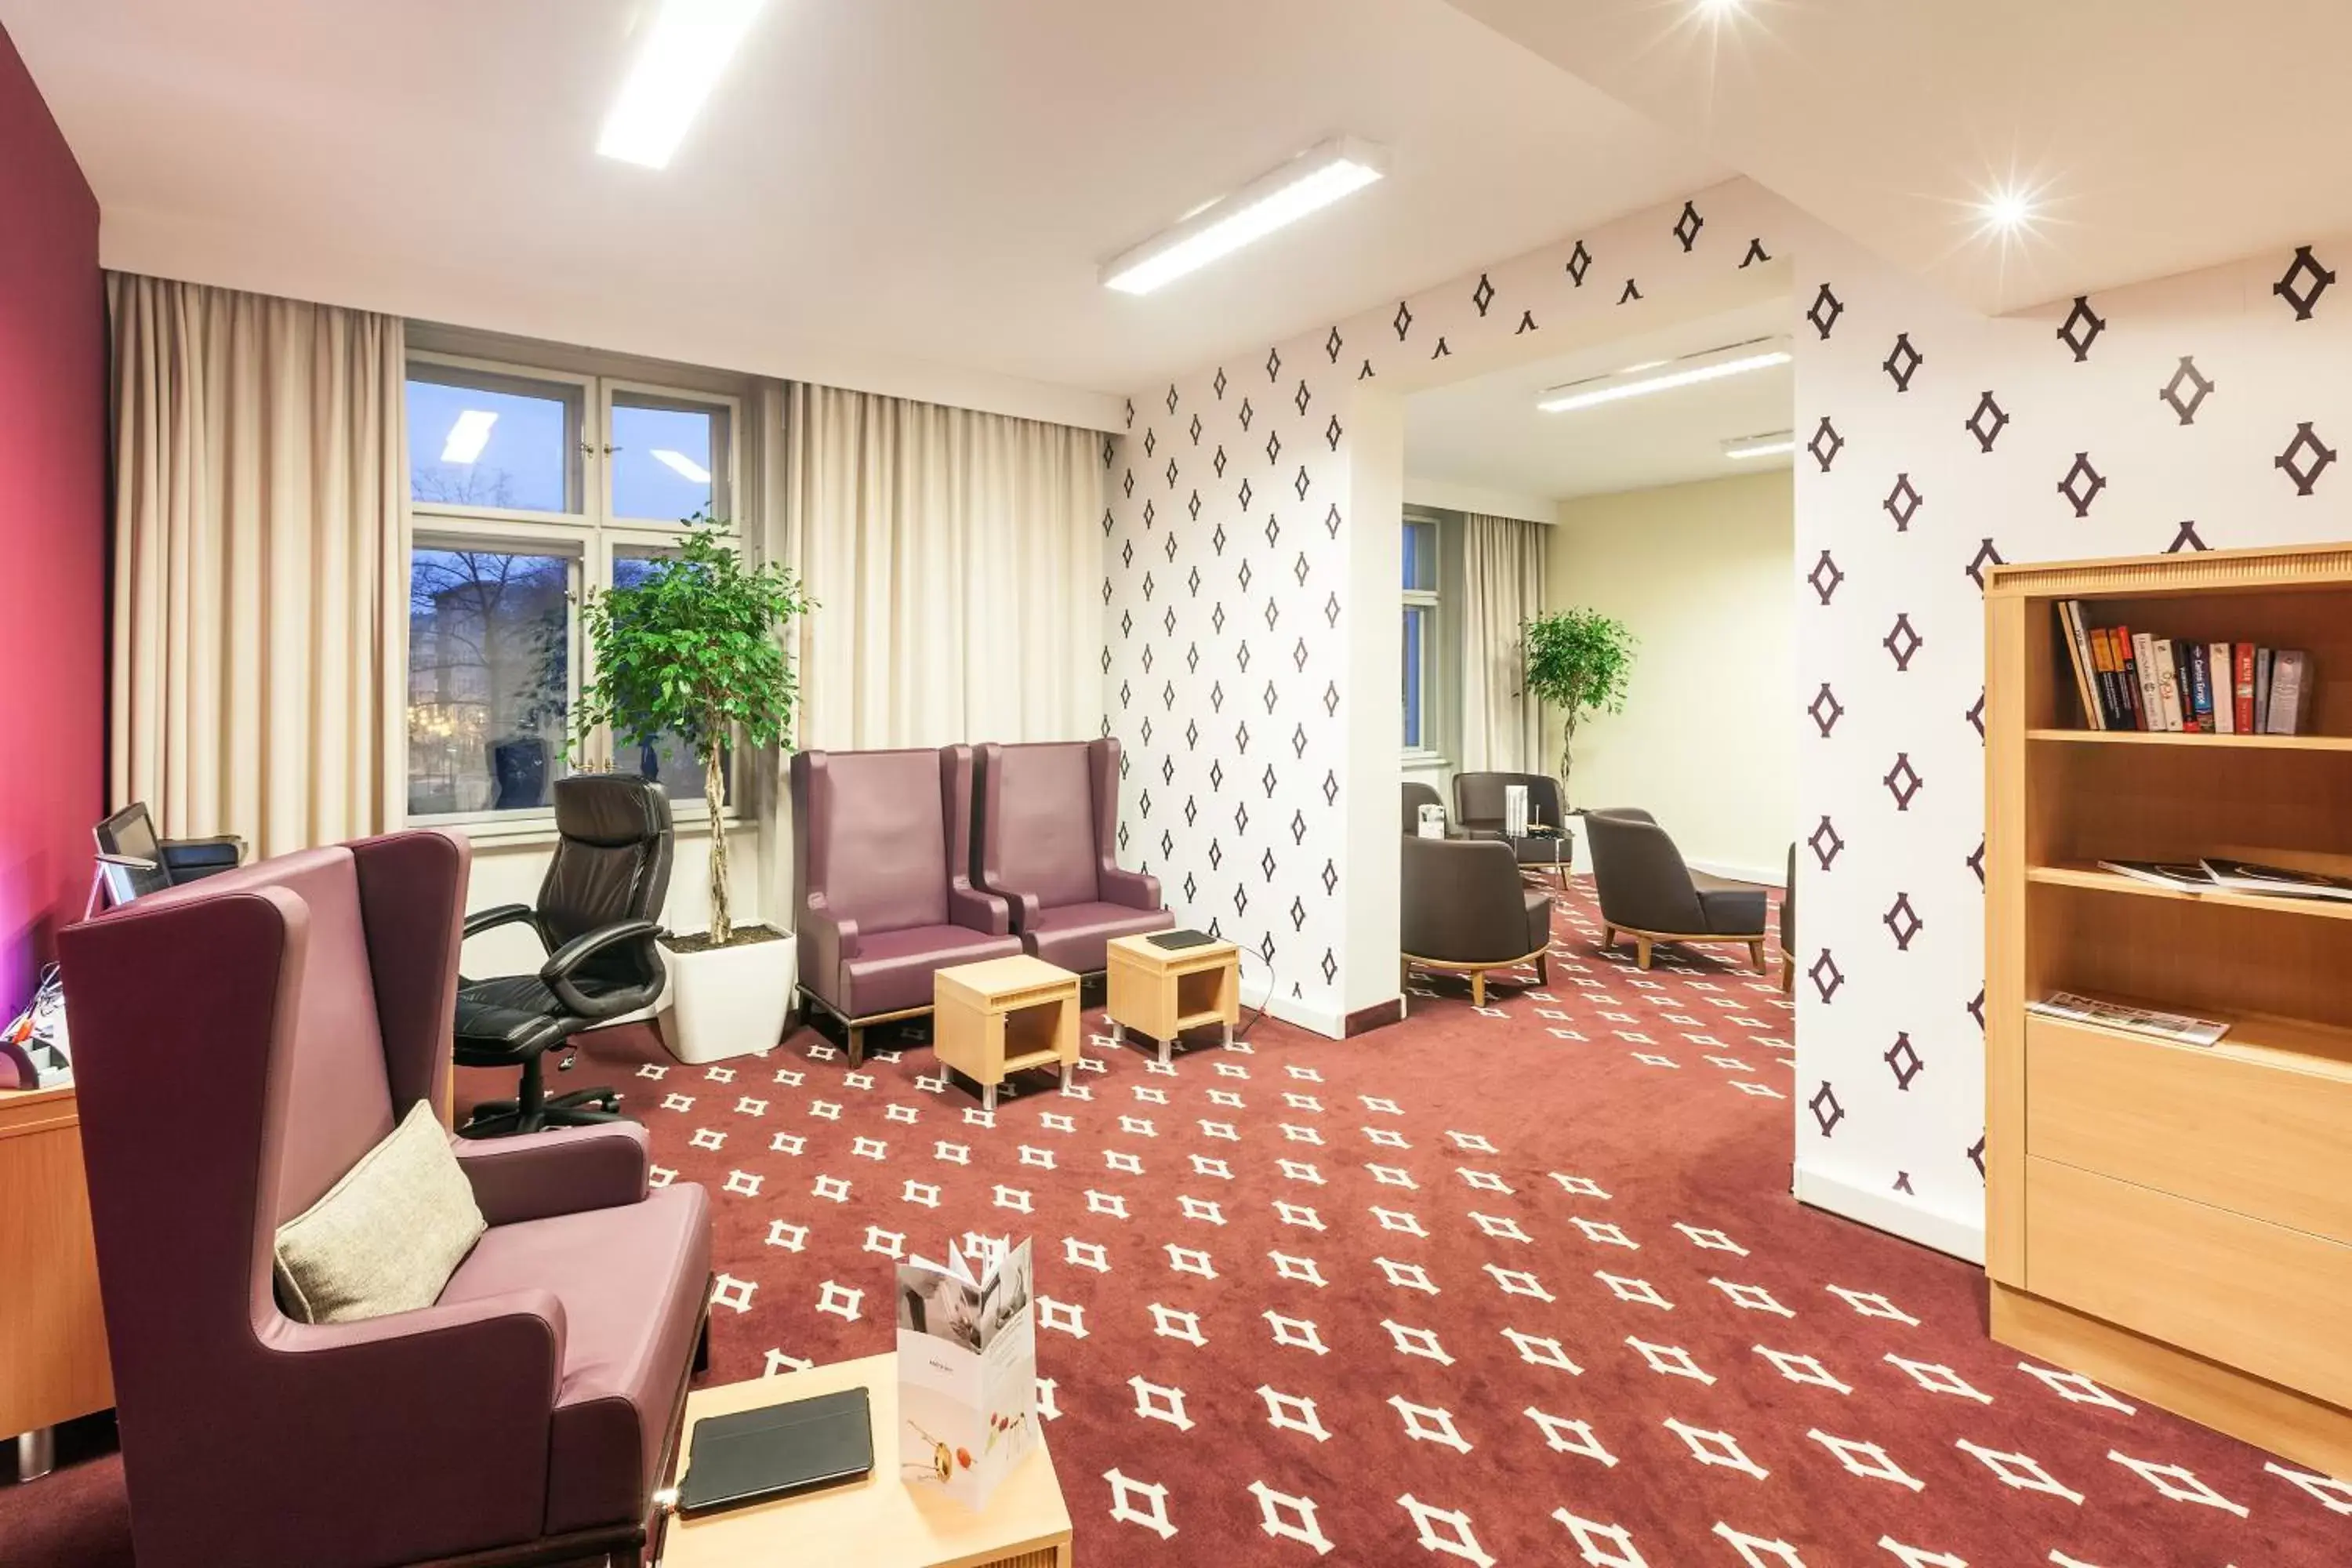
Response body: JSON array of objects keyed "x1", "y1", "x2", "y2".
[
  {"x1": 1794, "y1": 1165, "x2": 1986, "y2": 1265},
  {"x1": 1240, "y1": 969, "x2": 1350, "y2": 1040},
  {"x1": 1686, "y1": 855, "x2": 1784, "y2": 888}
]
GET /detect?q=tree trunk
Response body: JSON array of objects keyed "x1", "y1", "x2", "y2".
[
  {"x1": 704, "y1": 741, "x2": 732, "y2": 946},
  {"x1": 1559, "y1": 714, "x2": 1578, "y2": 810}
]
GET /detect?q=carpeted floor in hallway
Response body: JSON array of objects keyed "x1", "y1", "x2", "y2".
[{"x1": 7, "y1": 877, "x2": 2349, "y2": 1566}]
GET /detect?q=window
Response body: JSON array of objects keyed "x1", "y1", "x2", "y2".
[
  {"x1": 404, "y1": 352, "x2": 741, "y2": 826},
  {"x1": 1403, "y1": 517, "x2": 1439, "y2": 753}
]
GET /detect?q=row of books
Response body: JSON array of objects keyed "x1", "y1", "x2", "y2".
[{"x1": 2056, "y1": 601, "x2": 2311, "y2": 735}]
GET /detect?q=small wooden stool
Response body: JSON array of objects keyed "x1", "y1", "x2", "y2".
[
  {"x1": 1105, "y1": 934, "x2": 1240, "y2": 1065},
  {"x1": 932, "y1": 956, "x2": 1081, "y2": 1111}
]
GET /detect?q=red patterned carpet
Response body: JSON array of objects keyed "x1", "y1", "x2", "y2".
[{"x1": 9, "y1": 877, "x2": 2350, "y2": 1566}]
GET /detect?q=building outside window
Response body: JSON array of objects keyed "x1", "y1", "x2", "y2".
[
  {"x1": 403, "y1": 351, "x2": 739, "y2": 826},
  {"x1": 1402, "y1": 515, "x2": 1440, "y2": 754}
]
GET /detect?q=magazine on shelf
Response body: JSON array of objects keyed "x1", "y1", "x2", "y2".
[
  {"x1": 2027, "y1": 990, "x2": 2228, "y2": 1047},
  {"x1": 2096, "y1": 859, "x2": 2216, "y2": 891},
  {"x1": 895, "y1": 1235, "x2": 1037, "y2": 1512},
  {"x1": 2198, "y1": 858, "x2": 2352, "y2": 902}
]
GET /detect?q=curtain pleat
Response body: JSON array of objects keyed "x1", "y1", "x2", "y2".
[
  {"x1": 107, "y1": 273, "x2": 405, "y2": 857},
  {"x1": 1457, "y1": 511, "x2": 1549, "y2": 773}
]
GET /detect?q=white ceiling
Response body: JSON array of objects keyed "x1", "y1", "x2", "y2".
[
  {"x1": 1406, "y1": 297, "x2": 1792, "y2": 503},
  {"x1": 1446, "y1": 0, "x2": 2352, "y2": 317},
  {"x1": 0, "y1": 0, "x2": 1722, "y2": 426}
]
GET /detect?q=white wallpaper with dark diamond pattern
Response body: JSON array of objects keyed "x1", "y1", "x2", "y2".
[{"x1": 1102, "y1": 174, "x2": 2352, "y2": 1258}]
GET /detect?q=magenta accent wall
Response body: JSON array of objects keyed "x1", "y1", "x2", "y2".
[{"x1": 0, "y1": 21, "x2": 103, "y2": 1015}]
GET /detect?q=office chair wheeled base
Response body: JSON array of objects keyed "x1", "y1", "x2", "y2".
[{"x1": 458, "y1": 1054, "x2": 628, "y2": 1139}]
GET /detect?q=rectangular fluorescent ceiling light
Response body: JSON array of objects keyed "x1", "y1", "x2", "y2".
[
  {"x1": 597, "y1": 0, "x2": 767, "y2": 169},
  {"x1": 1103, "y1": 137, "x2": 1386, "y2": 295},
  {"x1": 651, "y1": 448, "x2": 713, "y2": 483},
  {"x1": 441, "y1": 410, "x2": 498, "y2": 464},
  {"x1": 1537, "y1": 336, "x2": 1792, "y2": 414},
  {"x1": 1723, "y1": 431, "x2": 1795, "y2": 459}
]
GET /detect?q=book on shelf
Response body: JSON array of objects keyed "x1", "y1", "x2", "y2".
[
  {"x1": 2267, "y1": 649, "x2": 2310, "y2": 734},
  {"x1": 2058, "y1": 601, "x2": 2105, "y2": 731},
  {"x1": 2209, "y1": 641, "x2": 2234, "y2": 733},
  {"x1": 2185, "y1": 639, "x2": 2216, "y2": 731},
  {"x1": 2233, "y1": 642, "x2": 2257, "y2": 734},
  {"x1": 2198, "y1": 857, "x2": 2352, "y2": 902},
  {"x1": 2255, "y1": 647, "x2": 2273, "y2": 734},
  {"x1": 2151, "y1": 635, "x2": 2186, "y2": 731},
  {"x1": 2131, "y1": 630, "x2": 2164, "y2": 731},
  {"x1": 2096, "y1": 858, "x2": 2217, "y2": 891},
  {"x1": 2027, "y1": 989, "x2": 2228, "y2": 1047}
]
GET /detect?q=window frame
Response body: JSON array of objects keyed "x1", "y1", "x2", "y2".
[
  {"x1": 1402, "y1": 514, "x2": 1443, "y2": 764},
  {"x1": 401, "y1": 351, "x2": 746, "y2": 837}
]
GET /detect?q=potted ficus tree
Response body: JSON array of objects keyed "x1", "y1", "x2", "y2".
[
  {"x1": 1521, "y1": 607, "x2": 1636, "y2": 809},
  {"x1": 572, "y1": 514, "x2": 815, "y2": 1063}
]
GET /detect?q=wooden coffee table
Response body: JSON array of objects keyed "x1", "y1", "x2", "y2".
[
  {"x1": 659, "y1": 1354, "x2": 1071, "y2": 1568},
  {"x1": 932, "y1": 956, "x2": 1080, "y2": 1111},
  {"x1": 1104, "y1": 933, "x2": 1240, "y2": 1065}
]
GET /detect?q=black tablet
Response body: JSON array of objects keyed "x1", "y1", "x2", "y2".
[
  {"x1": 677, "y1": 1386, "x2": 874, "y2": 1517},
  {"x1": 1148, "y1": 928, "x2": 1218, "y2": 951}
]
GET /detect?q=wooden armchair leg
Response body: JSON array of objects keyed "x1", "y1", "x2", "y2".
[
  {"x1": 1471, "y1": 971, "x2": 1486, "y2": 1007},
  {"x1": 1748, "y1": 939, "x2": 1766, "y2": 974},
  {"x1": 1601, "y1": 924, "x2": 1616, "y2": 949},
  {"x1": 1536, "y1": 952, "x2": 1548, "y2": 985},
  {"x1": 1635, "y1": 936, "x2": 1653, "y2": 970}
]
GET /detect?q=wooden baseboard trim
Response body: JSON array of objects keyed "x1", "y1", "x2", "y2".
[
  {"x1": 1990, "y1": 1280, "x2": 2352, "y2": 1480},
  {"x1": 1344, "y1": 1000, "x2": 1406, "y2": 1037}
]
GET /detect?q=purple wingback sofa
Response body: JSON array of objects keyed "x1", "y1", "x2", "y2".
[
  {"x1": 58, "y1": 831, "x2": 712, "y2": 1568},
  {"x1": 973, "y1": 738, "x2": 1173, "y2": 974},
  {"x1": 790, "y1": 745, "x2": 1021, "y2": 1062}
]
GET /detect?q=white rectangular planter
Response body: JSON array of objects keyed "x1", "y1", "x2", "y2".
[{"x1": 658, "y1": 930, "x2": 797, "y2": 1065}]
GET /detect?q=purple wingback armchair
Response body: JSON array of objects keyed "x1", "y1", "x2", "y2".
[
  {"x1": 58, "y1": 832, "x2": 712, "y2": 1568},
  {"x1": 973, "y1": 738, "x2": 1174, "y2": 974},
  {"x1": 791, "y1": 746, "x2": 1022, "y2": 1062}
]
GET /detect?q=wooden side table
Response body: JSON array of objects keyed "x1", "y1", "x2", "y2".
[
  {"x1": 0, "y1": 1083, "x2": 112, "y2": 1481},
  {"x1": 659, "y1": 1354, "x2": 1072, "y2": 1568},
  {"x1": 1105, "y1": 934, "x2": 1240, "y2": 1065},
  {"x1": 933, "y1": 956, "x2": 1080, "y2": 1112}
]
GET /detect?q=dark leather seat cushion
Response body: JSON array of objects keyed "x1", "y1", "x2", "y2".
[
  {"x1": 454, "y1": 974, "x2": 633, "y2": 1064},
  {"x1": 842, "y1": 924, "x2": 1023, "y2": 1016},
  {"x1": 437, "y1": 1183, "x2": 710, "y2": 1535},
  {"x1": 1523, "y1": 890, "x2": 1552, "y2": 955},
  {"x1": 1691, "y1": 872, "x2": 1768, "y2": 935},
  {"x1": 1025, "y1": 901, "x2": 1176, "y2": 974}
]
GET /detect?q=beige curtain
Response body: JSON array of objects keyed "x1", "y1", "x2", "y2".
[
  {"x1": 771, "y1": 382, "x2": 1101, "y2": 750},
  {"x1": 107, "y1": 274, "x2": 406, "y2": 856},
  {"x1": 1457, "y1": 511, "x2": 1548, "y2": 773}
]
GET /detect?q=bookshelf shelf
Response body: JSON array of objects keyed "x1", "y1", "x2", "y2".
[
  {"x1": 2025, "y1": 862, "x2": 2352, "y2": 922},
  {"x1": 2026, "y1": 727, "x2": 2352, "y2": 752},
  {"x1": 1986, "y1": 545, "x2": 2352, "y2": 1481}
]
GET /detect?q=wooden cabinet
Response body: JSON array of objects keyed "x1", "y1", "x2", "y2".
[
  {"x1": 0, "y1": 1084, "x2": 111, "y2": 1440},
  {"x1": 1984, "y1": 544, "x2": 2352, "y2": 1479}
]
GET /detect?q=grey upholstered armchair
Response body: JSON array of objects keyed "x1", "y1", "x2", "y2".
[
  {"x1": 792, "y1": 746, "x2": 1024, "y2": 1063},
  {"x1": 1780, "y1": 842, "x2": 1797, "y2": 994},
  {"x1": 973, "y1": 738, "x2": 1173, "y2": 974},
  {"x1": 1402, "y1": 779, "x2": 1453, "y2": 835},
  {"x1": 1401, "y1": 785, "x2": 1552, "y2": 1007},
  {"x1": 1584, "y1": 808, "x2": 1769, "y2": 971},
  {"x1": 1451, "y1": 771, "x2": 1572, "y2": 868},
  {"x1": 60, "y1": 832, "x2": 712, "y2": 1568}
]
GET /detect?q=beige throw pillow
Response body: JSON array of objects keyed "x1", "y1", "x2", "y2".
[{"x1": 273, "y1": 1101, "x2": 488, "y2": 1324}]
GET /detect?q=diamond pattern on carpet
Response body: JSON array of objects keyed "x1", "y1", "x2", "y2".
[{"x1": 571, "y1": 877, "x2": 2350, "y2": 1565}]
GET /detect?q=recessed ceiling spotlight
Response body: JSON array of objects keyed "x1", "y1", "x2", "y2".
[
  {"x1": 1722, "y1": 431, "x2": 1795, "y2": 460},
  {"x1": 1102, "y1": 137, "x2": 1386, "y2": 295},
  {"x1": 598, "y1": 0, "x2": 768, "y2": 169},
  {"x1": 441, "y1": 410, "x2": 498, "y2": 465},
  {"x1": 1697, "y1": 0, "x2": 1746, "y2": 14},
  {"x1": 1980, "y1": 187, "x2": 2036, "y2": 234},
  {"x1": 1537, "y1": 337, "x2": 1791, "y2": 414}
]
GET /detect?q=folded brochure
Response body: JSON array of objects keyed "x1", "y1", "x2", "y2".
[
  {"x1": 2096, "y1": 858, "x2": 2352, "y2": 902},
  {"x1": 2027, "y1": 990, "x2": 2227, "y2": 1047}
]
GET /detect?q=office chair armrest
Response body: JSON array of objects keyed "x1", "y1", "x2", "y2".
[
  {"x1": 159, "y1": 834, "x2": 245, "y2": 880},
  {"x1": 463, "y1": 904, "x2": 545, "y2": 945},
  {"x1": 454, "y1": 1124, "x2": 650, "y2": 1224},
  {"x1": 541, "y1": 918, "x2": 664, "y2": 1017}
]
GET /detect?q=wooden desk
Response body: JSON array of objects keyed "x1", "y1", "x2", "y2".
[
  {"x1": 0, "y1": 1083, "x2": 111, "y2": 1472},
  {"x1": 933, "y1": 957, "x2": 1080, "y2": 1112},
  {"x1": 659, "y1": 1355, "x2": 1071, "y2": 1568},
  {"x1": 1105, "y1": 934, "x2": 1240, "y2": 1065}
]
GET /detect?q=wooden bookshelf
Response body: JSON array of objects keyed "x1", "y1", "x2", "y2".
[{"x1": 1986, "y1": 543, "x2": 2352, "y2": 1480}]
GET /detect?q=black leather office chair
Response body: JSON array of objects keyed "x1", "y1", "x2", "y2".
[{"x1": 454, "y1": 775, "x2": 674, "y2": 1138}]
